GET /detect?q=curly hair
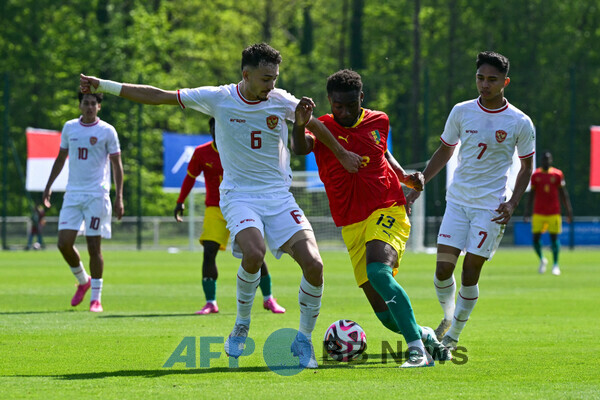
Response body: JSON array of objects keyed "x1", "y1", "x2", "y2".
[
  {"x1": 326, "y1": 69, "x2": 363, "y2": 95},
  {"x1": 241, "y1": 43, "x2": 282, "y2": 70},
  {"x1": 476, "y1": 51, "x2": 510, "y2": 75}
]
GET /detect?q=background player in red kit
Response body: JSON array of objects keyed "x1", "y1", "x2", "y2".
[
  {"x1": 174, "y1": 118, "x2": 286, "y2": 314},
  {"x1": 524, "y1": 151, "x2": 573, "y2": 275},
  {"x1": 291, "y1": 69, "x2": 449, "y2": 368}
]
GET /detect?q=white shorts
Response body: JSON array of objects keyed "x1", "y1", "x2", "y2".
[
  {"x1": 58, "y1": 192, "x2": 112, "y2": 238},
  {"x1": 437, "y1": 201, "x2": 505, "y2": 259},
  {"x1": 220, "y1": 190, "x2": 313, "y2": 259}
]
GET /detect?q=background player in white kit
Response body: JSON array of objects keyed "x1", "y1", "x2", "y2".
[
  {"x1": 406, "y1": 51, "x2": 535, "y2": 351},
  {"x1": 43, "y1": 92, "x2": 124, "y2": 313},
  {"x1": 79, "y1": 43, "x2": 361, "y2": 368}
]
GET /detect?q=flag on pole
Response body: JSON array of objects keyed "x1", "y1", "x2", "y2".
[
  {"x1": 591, "y1": 126, "x2": 600, "y2": 192},
  {"x1": 26, "y1": 127, "x2": 67, "y2": 192}
]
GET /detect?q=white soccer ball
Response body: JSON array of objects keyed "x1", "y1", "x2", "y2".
[{"x1": 323, "y1": 319, "x2": 367, "y2": 362}]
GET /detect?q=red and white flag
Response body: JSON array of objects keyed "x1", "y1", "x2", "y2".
[
  {"x1": 26, "y1": 127, "x2": 68, "y2": 192},
  {"x1": 591, "y1": 126, "x2": 600, "y2": 192}
]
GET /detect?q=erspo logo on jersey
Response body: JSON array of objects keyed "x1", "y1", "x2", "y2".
[
  {"x1": 495, "y1": 130, "x2": 507, "y2": 143},
  {"x1": 266, "y1": 115, "x2": 278, "y2": 130}
]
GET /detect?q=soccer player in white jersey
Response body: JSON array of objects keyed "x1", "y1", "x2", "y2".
[
  {"x1": 79, "y1": 43, "x2": 362, "y2": 368},
  {"x1": 43, "y1": 92, "x2": 124, "y2": 313},
  {"x1": 406, "y1": 51, "x2": 535, "y2": 351}
]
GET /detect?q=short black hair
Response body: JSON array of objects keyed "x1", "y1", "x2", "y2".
[
  {"x1": 208, "y1": 117, "x2": 215, "y2": 128},
  {"x1": 78, "y1": 92, "x2": 103, "y2": 103},
  {"x1": 241, "y1": 43, "x2": 282, "y2": 70},
  {"x1": 476, "y1": 51, "x2": 510, "y2": 75},
  {"x1": 326, "y1": 69, "x2": 363, "y2": 95}
]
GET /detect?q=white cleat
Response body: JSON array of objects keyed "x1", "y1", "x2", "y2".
[
  {"x1": 291, "y1": 333, "x2": 318, "y2": 369},
  {"x1": 441, "y1": 335, "x2": 459, "y2": 352},
  {"x1": 552, "y1": 264, "x2": 561, "y2": 276},
  {"x1": 434, "y1": 318, "x2": 452, "y2": 341},
  {"x1": 538, "y1": 257, "x2": 548, "y2": 274},
  {"x1": 400, "y1": 348, "x2": 434, "y2": 368},
  {"x1": 422, "y1": 326, "x2": 452, "y2": 361},
  {"x1": 224, "y1": 323, "x2": 249, "y2": 359}
]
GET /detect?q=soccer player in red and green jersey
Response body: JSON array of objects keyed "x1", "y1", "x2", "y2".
[
  {"x1": 291, "y1": 69, "x2": 450, "y2": 367},
  {"x1": 524, "y1": 151, "x2": 573, "y2": 275},
  {"x1": 174, "y1": 118, "x2": 285, "y2": 314}
]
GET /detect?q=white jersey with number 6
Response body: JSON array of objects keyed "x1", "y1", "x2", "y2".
[
  {"x1": 177, "y1": 84, "x2": 299, "y2": 194},
  {"x1": 60, "y1": 117, "x2": 120, "y2": 195},
  {"x1": 440, "y1": 98, "x2": 535, "y2": 210}
]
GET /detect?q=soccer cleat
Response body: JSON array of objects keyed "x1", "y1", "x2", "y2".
[
  {"x1": 434, "y1": 318, "x2": 452, "y2": 341},
  {"x1": 195, "y1": 302, "x2": 219, "y2": 315},
  {"x1": 552, "y1": 265, "x2": 561, "y2": 276},
  {"x1": 89, "y1": 300, "x2": 103, "y2": 313},
  {"x1": 290, "y1": 333, "x2": 318, "y2": 369},
  {"x1": 224, "y1": 323, "x2": 249, "y2": 359},
  {"x1": 400, "y1": 348, "x2": 435, "y2": 368},
  {"x1": 441, "y1": 335, "x2": 459, "y2": 352},
  {"x1": 71, "y1": 278, "x2": 91, "y2": 306},
  {"x1": 538, "y1": 257, "x2": 548, "y2": 274},
  {"x1": 422, "y1": 326, "x2": 452, "y2": 361},
  {"x1": 263, "y1": 297, "x2": 286, "y2": 314}
]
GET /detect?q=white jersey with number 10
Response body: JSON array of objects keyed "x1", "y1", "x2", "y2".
[{"x1": 177, "y1": 84, "x2": 299, "y2": 194}]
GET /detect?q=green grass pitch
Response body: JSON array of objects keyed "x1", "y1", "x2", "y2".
[{"x1": 1, "y1": 247, "x2": 599, "y2": 399}]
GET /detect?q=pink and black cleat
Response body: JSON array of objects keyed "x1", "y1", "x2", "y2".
[
  {"x1": 195, "y1": 302, "x2": 219, "y2": 315},
  {"x1": 263, "y1": 297, "x2": 286, "y2": 314},
  {"x1": 71, "y1": 279, "x2": 91, "y2": 307}
]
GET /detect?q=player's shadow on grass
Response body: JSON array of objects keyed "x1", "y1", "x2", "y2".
[
  {"x1": 99, "y1": 313, "x2": 205, "y2": 319},
  {"x1": 0, "y1": 310, "x2": 79, "y2": 315}
]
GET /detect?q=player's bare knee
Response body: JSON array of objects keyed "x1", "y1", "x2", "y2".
[
  {"x1": 302, "y1": 258, "x2": 323, "y2": 285},
  {"x1": 436, "y1": 252, "x2": 458, "y2": 279}
]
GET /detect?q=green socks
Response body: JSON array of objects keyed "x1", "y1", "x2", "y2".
[
  {"x1": 366, "y1": 262, "x2": 420, "y2": 342},
  {"x1": 202, "y1": 277, "x2": 217, "y2": 302},
  {"x1": 259, "y1": 273, "x2": 272, "y2": 298},
  {"x1": 533, "y1": 239, "x2": 543, "y2": 259},
  {"x1": 551, "y1": 238, "x2": 560, "y2": 264}
]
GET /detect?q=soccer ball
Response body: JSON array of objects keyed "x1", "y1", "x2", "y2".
[{"x1": 323, "y1": 319, "x2": 367, "y2": 362}]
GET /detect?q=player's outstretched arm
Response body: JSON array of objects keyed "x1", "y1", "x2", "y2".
[
  {"x1": 80, "y1": 74, "x2": 179, "y2": 105},
  {"x1": 306, "y1": 118, "x2": 361, "y2": 173},
  {"x1": 291, "y1": 97, "x2": 315, "y2": 155},
  {"x1": 42, "y1": 148, "x2": 68, "y2": 208},
  {"x1": 110, "y1": 153, "x2": 124, "y2": 220},
  {"x1": 421, "y1": 142, "x2": 455, "y2": 184},
  {"x1": 493, "y1": 156, "x2": 534, "y2": 224}
]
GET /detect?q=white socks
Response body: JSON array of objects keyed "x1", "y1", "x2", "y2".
[
  {"x1": 298, "y1": 276, "x2": 323, "y2": 339},
  {"x1": 434, "y1": 275, "x2": 456, "y2": 321},
  {"x1": 91, "y1": 278, "x2": 103, "y2": 302},
  {"x1": 447, "y1": 284, "x2": 479, "y2": 340},
  {"x1": 70, "y1": 262, "x2": 89, "y2": 285},
  {"x1": 235, "y1": 265, "x2": 260, "y2": 326}
]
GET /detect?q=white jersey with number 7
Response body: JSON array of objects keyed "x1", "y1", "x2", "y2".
[{"x1": 440, "y1": 98, "x2": 535, "y2": 210}]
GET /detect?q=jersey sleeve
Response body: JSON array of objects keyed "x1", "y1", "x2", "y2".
[
  {"x1": 440, "y1": 105, "x2": 461, "y2": 146},
  {"x1": 186, "y1": 146, "x2": 205, "y2": 178},
  {"x1": 277, "y1": 89, "x2": 300, "y2": 122},
  {"x1": 516, "y1": 117, "x2": 536, "y2": 158},
  {"x1": 59, "y1": 122, "x2": 70, "y2": 149},
  {"x1": 177, "y1": 86, "x2": 221, "y2": 115},
  {"x1": 107, "y1": 125, "x2": 121, "y2": 155}
]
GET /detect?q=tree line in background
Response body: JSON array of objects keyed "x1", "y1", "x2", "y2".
[{"x1": 1, "y1": 0, "x2": 599, "y2": 218}]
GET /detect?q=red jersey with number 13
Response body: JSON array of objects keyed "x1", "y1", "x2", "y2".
[
  {"x1": 310, "y1": 109, "x2": 406, "y2": 227},
  {"x1": 531, "y1": 167, "x2": 564, "y2": 215}
]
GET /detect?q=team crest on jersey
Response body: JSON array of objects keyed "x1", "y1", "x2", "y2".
[
  {"x1": 495, "y1": 130, "x2": 507, "y2": 143},
  {"x1": 370, "y1": 130, "x2": 381, "y2": 144},
  {"x1": 266, "y1": 115, "x2": 278, "y2": 130},
  {"x1": 89, "y1": 136, "x2": 98, "y2": 145}
]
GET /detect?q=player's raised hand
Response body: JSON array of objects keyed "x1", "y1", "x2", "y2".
[
  {"x1": 404, "y1": 172, "x2": 425, "y2": 192},
  {"x1": 80, "y1": 74, "x2": 99, "y2": 94},
  {"x1": 492, "y1": 201, "x2": 515, "y2": 224},
  {"x1": 295, "y1": 97, "x2": 316, "y2": 126},
  {"x1": 42, "y1": 188, "x2": 52, "y2": 208},
  {"x1": 174, "y1": 203, "x2": 185, "y2": 222},
  {"x1": 339, "y1": 151, "x2": 362, "y2": 173}
]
